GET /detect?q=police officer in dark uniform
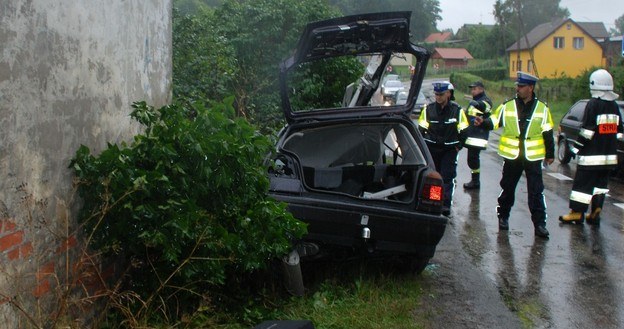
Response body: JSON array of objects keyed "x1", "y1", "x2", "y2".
[
  {"x1": 475, "y1": 72, "x2": 554, "y2": 238},
  {"x1": 559, "y1": 69, "x2": 623, "y2": 225},
  {"x1": 463, "y1": 81, "x2": 493, "y2": 189},
  {"x1": 418, "y1": 81, "x2": 469, "y2": 216}
]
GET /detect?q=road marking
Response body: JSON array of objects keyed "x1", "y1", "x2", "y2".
[
  {"x1": 614, "y1": 203, "x2": 624, "y2": 210},
  {"x1": 546, "y1": 173, "x2": 573, "y2": 181}
]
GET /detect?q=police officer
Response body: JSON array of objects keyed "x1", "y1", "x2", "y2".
[
  {"x1": 463, "y1": 81, "x2": 493, "y2": 189},
  {"x1": 559, "y1": 69, "x2": 623, "y2": 225},
  {"x1": 475, "y1": 72, "x2": 554, "y2": 238},
  {"x1": 418, "y1": 81, "x2": 469, "y2": 216}
]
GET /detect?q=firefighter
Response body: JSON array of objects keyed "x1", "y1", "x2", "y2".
[
  {"x1": 463, "y1": 81, "x2": 493, "y2": 189},
  {"x1": 418, "y1": 81, "x2": 469, "y2": 216},
  {"x1": 559, "y1": 69, "x2": 623, "y2": 225},
  {"x1": 475, "y1": 72, "x2": 554, "y2": 238}
]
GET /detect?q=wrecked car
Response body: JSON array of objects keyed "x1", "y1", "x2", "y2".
[{"x1": 267, "y1": 12, "x2": 447, "y2": 281}]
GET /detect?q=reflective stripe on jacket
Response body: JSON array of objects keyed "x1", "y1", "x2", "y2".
[{"x1": 418, "y1": 101, "x2": 469, "y2": 148}]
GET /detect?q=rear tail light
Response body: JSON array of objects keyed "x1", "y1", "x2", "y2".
[
  {"x1": 418, "y1": 170, "x2": 444, "y2": 213},
  {"x1": 426, "y1": 184, "x2": 443, "y2": 201}
]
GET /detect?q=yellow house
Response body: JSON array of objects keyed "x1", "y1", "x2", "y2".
[{"x1": 506, "y1": 18, "x2": 607, "y2": 79}]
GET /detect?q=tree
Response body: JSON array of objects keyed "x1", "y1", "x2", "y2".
[
  {"x1": 172, "y1": 8, "x2": 238, "y2": 103},
  {"x1": 494, "y1": 0, "x2": 569, "y2": 40},
  {"x1": 611, "y1": 13, "x2": 624, "y2": 36},
  {"x1": 209, "y1": 0, "x2": 340, "y2": 128},
  {"x1": 328, "y1": 0, "x2": 442, "y2": 41}
]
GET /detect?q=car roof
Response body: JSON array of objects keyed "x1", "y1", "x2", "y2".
[{"x1": 279, "y1": 12, "x2": 430, "y2": 124}]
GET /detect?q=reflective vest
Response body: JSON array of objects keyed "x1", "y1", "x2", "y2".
[{"x1": 492, "y1": 99, "x2": 553, "y2": 161}]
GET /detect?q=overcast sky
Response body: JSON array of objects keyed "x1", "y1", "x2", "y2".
[{"x1": 437, "y1": 0, "x2": 624, "y2": 33}]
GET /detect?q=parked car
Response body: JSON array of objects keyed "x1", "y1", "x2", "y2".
[
  {"x1": 394, "y1": 89, "x2": 427, "y2": 116},
  {"x1": 557, "y1": 99, "x2": 624, "y2": 175},
  {"x1": 267, "y1": 12, "x2": 446, "y2": 279},
  {"x1": 392, "y1": 90, "x2": 408, "y2": 105},
  {"x1": 381, "y1": 74, "x2": 399, "y2": 89},
  {"x1": 381, "y1": 79, "x2": 405, "y2": 99}
]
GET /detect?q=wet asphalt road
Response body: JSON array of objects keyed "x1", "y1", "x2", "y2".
[{"x1": 415, "y1": 131, "x2": 624, "y2": 329}]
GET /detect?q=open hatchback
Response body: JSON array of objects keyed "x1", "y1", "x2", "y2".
[{"x1": 267, "y1": 12, "x2": 447, "y2": 274}]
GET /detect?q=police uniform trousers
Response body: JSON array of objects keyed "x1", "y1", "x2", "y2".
[
  {"x1": 497, "y1": 157, "x2": 547, "y2": 226},
  {"x1": 466, "y1": 147, "x2": 481, "y2": 172},
  {"x1": 569, "y1": 167, "x2": 609, "y2": 212},
  {"x1": 429, "y1": 146, "x2": 458, "y2": 208}
]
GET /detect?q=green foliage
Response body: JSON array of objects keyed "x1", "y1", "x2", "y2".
[
  {"x1": 287, "y1": 56, "x2": 364, "y2": 111},
  {"x1": 279, "y1": 273, "x2": 425, "y2": 329},
  {"x1": 172, "y1": 8, "x2": 238, "y2": 102},
  {"x1": 70, "y1": 100, "x2": 306, "y2": 323},
  {"x1": 210, "y1": 0, "x2": 340, "y2": 129},
  {"x1": 612, "y1": 14, "x2": 624, "y2": 35}
]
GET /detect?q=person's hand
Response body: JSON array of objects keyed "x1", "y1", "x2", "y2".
[
  {"x1": 544, "y1": 158, "x2": 554, "y2": 166},
  {"x1": 473, "y1": 116, "x2": 483, "y2": 126}
]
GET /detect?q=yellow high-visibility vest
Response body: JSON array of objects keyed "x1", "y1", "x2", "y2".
[{"x1": 492, "y1": 99, "x2": 553, "y2": 161}]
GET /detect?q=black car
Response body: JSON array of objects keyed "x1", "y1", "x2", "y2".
[
  {"x1": 557, "y1": 99, "x2": 624, "y2": 174},
  {"x1": 267, "y1": 12, "x2": 446, "y2": 276}
]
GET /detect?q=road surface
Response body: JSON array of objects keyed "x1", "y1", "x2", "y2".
[{"x1": 413, "y1": 131, "x2": 624, "y2": 329}]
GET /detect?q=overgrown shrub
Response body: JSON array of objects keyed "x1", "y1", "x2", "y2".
[{"x1": 70, "y1": 99, "x2": 306, "y2": 324}]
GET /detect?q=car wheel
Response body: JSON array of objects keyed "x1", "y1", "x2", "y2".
[{"x1": 557, "y1": 138, "x2": 572, "y2": 164}]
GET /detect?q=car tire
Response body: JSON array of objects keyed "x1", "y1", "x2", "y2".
[{"x1": 557, "y1": 138, "x2": 572, "y2": 164}]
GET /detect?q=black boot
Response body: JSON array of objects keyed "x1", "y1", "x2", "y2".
[{"x1": 463, "y1": 172, "x2": 480, "y2": 189}]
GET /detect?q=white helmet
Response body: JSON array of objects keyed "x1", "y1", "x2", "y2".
[{"x1": 589, "y1": 69, "x2": 619, "y2": 101}]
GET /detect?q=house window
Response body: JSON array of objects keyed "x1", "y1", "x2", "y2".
[
  {"x1": 528, "y1": 60, "x2": 533, "y2": 73},
  {"x1": 573, "y1": 37, "x2": 584, "y2": 49},
  {"x1": 566, "y1": 23, "x2": 572, "y2": 30},
  {"x1": 554, "y1": 37, "x2": 565, "y2": 49},
  {"x1": 517, "y1": 60, "x2": 522, "y2": 71}
]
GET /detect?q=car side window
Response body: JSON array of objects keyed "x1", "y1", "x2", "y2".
[{"x1": 565, "y1": 101, "x2": 587, "y2": 122}]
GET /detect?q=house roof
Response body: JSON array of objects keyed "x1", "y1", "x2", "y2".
[
  {"x1": 506, "y1": 18, "x2": 608, "y2": 51},
  {"x1": 577, "y1": 22, "x2": 609, "y2": 39},
  {"x1": 432, "y1": 48, "x2": 473, "y2": 60},
  {"x1": 424, "y1": 31, "x2": 452, "y2": 43}
]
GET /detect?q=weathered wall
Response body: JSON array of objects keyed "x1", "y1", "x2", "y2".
[{"x1": 0, "y1": 0, "x2": 171, "y2": 325}]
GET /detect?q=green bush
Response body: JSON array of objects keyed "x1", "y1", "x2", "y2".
[{"x1": 70, "y1": 99, "x2": 306, "y2": 324}]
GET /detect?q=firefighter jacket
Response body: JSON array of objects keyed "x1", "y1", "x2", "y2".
[
  {"x1": 418, "y1": 101, "x2": 469, "y2": 150},
  {"x1": 464, "y1": 92, "x2": 493, "y2": 150},
  {"x1": 573, "y1": 98, "x2": 624, "y2": 170},
  {"x1": 484, "y1": 95, "x2": 554, "y2": 161}
]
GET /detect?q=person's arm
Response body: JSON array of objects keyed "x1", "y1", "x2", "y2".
[
  {"x1": 543, "y1": 105, "x2": 555, "y2": 165},
  {"x1": 573, "y1": 100, "x2": 597, "y2": 153}
]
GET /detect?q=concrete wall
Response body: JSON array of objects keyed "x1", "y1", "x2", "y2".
[{"x1": 0, "y1": 0, "x2": 171, "y2": 325}]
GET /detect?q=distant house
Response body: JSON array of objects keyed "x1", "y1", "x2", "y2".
[
  {"x1": 424, "y1": 32, "x2": 453, "y2": 43},
  {"x1": 431, "y1": 48, "x2": 474, "y2": 68},
  {"x1": 602, "y1": 35, "x2": 623, "y2": 67},
  {"x1": 506, "y1": 18, "x2": 606, "y2": 79}
]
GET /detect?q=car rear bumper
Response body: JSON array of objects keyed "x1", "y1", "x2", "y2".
[{"x1": 272, "y1": 193, "x2": 448, "y2": 258}]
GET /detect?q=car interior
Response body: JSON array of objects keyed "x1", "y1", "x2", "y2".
[{"x1": 281, "y1": 122, "x2": 427, "y2": 201}]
